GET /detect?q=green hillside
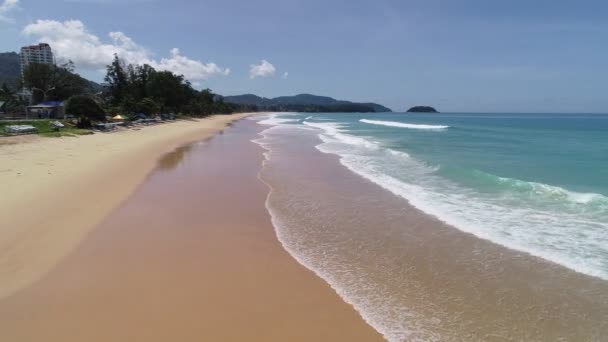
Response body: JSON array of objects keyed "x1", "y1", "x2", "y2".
[
  {"x1": 224, "y1": 93, "x2": 392, "y2": 113},
  {"x1": 0, "y1": 52, "x2": 20, "y2": 89}
]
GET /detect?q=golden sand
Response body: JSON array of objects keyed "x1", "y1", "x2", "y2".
[
  {"x1": 0, "y1": 114, "x2": 249, "y2": 299},
  {"x1": 0, "y1": 118, "x2": 383, "y2": 341}
]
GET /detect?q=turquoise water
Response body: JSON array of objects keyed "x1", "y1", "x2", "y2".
[{"x1": 262, "y1": 112, "x2": 608, "y2": 280}]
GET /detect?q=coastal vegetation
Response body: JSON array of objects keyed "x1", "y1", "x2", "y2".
[
  {"x1": 0, "y1": 81, "x2": 26, "y2": 115},
  {"x1": 22, "y1": 61, "x2": 97, "y2": 104},
  {"x1": 1, "y1": 53, "x2": 254, "y2": 121},
  {"x1": 1, "y1": 50, "x2": 393, "y2": 121},
  {"x1": 1, "y1": 59, "x2": 101, "y2": 116},
  {"x1": 102, "y1": 55, "x2": 254, "y2": 117},
  {"x1": 65, "y1": 95, "x2": 106, "y2": 127},
  {"x1": 2, "y1": 55, "x2": 255, "y2": 137},
  {"x1": 0, "y1": 120, "x2": 92, "y2": 137}
]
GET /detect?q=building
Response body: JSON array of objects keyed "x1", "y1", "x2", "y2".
[
  {"x1": 19, "y1": 43, "x2": 55, "y2": 103},
  {"x1": 26, "y1": 101, "x2": 65, "y2": 119},
  {"x1": 20, "y1": 43, "x2": 55, "y2": 75}
]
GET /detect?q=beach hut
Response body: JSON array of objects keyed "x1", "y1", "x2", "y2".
[
  {"x1": 111, "y1": 114, "x2": 125, "y2": 121},
  {"x1": 26, "y1": 101, "x2": 65, "y2": 119}
]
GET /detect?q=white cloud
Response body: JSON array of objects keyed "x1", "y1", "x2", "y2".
[
  {"x1": 282, "y1": 71, "x2": 289, "y2": 79},
  {"x1": 22, "y1": 19, "x2": 230, "y2": 82},
  {"x1": 0, "y1": 0, "x2": 19, "y2": 23},
  {"x1": 151, "y1": 48, "x2": 230, "y2": 82},
  {"x1": 249, "y1": 59, "x2": 276, "y2": 79}
]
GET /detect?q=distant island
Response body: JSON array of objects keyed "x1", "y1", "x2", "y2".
[
  {"x1": 406, "y1": 106, "x2": 438, "y2": 113},
  {"x1": 224, "y1": 94, "x2": 392, "y2": 113}
]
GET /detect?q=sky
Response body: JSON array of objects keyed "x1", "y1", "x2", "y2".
[{"x1": 1, "y1": 0, "x2": 608, "y2": 112}]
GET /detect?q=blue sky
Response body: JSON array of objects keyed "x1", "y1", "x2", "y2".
[{"x1": 1, "y1": 0, "x2": 607, "y2": 112}]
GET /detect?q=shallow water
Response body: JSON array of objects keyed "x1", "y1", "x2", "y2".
[
  {"x1": 255, "y1": 113, "x2": 608, "y2": 341},
  {"x1": 259, "y1": 112, "x2": 608, "y2": 280}
]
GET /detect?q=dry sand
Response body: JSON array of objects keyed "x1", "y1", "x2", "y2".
[
  {"x1": 0, "y1": 119, "x2": 383, "y2": 341},
  {"x1": 0, "y1": 114, "x2": 249, "y2": 299}
]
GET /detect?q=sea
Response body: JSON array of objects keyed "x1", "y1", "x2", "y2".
[{"x1": 253, "y1": 112, "x2": 608, "y2": 341}]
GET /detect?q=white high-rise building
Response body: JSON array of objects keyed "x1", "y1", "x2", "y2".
[
  {"x1": 19, "y1": 43, "x2": 55, "y2": 100},
  {"x1": 20, "y1": 43, "x2": 54, "y2": 70}
]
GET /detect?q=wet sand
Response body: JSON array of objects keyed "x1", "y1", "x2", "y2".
[
  {"x1": 0, "y1": 114, "x2": 249, "y2": 299},
  {"x1": 258, "y1": 123, "x2": 608, "y2": 341},
  {"x1": 0, "y1": 120, "x2": 383, "y2": 341}
]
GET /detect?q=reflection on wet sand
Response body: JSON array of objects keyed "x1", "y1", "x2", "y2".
[
  {"x1": 157, "y1": 144, "x2": 194, "y2": 171},
  {"x1": 0, "y1": 120, "x2": 382, "y2": 342}
]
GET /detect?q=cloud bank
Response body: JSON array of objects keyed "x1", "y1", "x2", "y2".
[
  {"x1": 22, "y1": 19, "x2": 230, "y2": 82},
  {"x1": 0, "y1": 0, "x2": 19, "y2": 23},
  {"x1": 249, "y1": 59, "x2": 276, "y2": 79}
]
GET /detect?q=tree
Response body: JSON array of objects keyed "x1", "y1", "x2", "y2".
[
  {"x1": 100, "y1": 58, "x2": 255, "y2": 117},
  {"x1": 22, "y1": 61, "x2": 92, "y2": 104},
  {"x1": 104, "y1": 54, "x2": 129, "y2": 105},
  {"x1": 136, "y1": 97, "x2": 160, "y2": 115},
  {"x1": 0, "y1": 82, "x2": 25, "y2": 114},
  {"x1": 51, "y1": 61, "x2": 91, "y2": 100},
  {"x1": 146, "y1": 71, "x2": 194, "y2": 111},
  {"x1": 66, "y1": 95, "x2": 106, "y2": 127},
  {"x1": 132, "y1": 64, "x2": 155, "y2": 99},
  {"x1": 22, "y1": 63, "x2": 55, "y2": 104},
  {"x1": 119, "y1": 95, "x2": 138, "y2": 114}
]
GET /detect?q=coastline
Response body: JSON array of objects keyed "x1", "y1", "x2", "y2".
[
  {"x1": 0, "y1": 119, "x2": 383, "y2": 341},
  {"x1": 2, "y1": 112, "x2": 605, "y2": 341},
  {"x1": 255, "y1": 116, "x2": 608, "y2": 341},
  {"x1": 0, "y1": 114, "x2": 250, "y2": 299}
]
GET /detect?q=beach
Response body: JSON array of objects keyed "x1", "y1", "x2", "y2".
[
  {"x1": 0, "y1": 116, "x2": 382, "y2": 341},
  {"x1": 1, "y1": 112, "x2": 607, "y2": 341},
  {"x1": 0, "y1": 115, "x2": 250, "y2": 299}
]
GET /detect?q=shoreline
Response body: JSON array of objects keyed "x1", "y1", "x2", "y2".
[
  {"x1": 0, "y1": 119, "x2": 384, "y2": 341},
  {"x1": 3, "y1": 112, "x2": 605, "y2": 340},
  {"x1": 256, "y1": 117, "x2": 608, "y2": 341},
  {"x1": 0, "y1": 114, "x2": 251, "y2": 299}
]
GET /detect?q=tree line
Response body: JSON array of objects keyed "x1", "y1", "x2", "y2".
[
  {"x1": 1, "y1": 54, "x2": 257, "y2": 124},
  {"x1": 102, "y1": 54, "x2": 256, "y2": 117}
]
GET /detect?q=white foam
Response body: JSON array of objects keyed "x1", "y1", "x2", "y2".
[
  {"x1": 496, "y1": 175, "x2": 607, "y2": 205},
  {"x1": 304, "y1": 119, "x2": 608, "y2": 281},
  {"x1": 253, "y1": 125, "x2": 440, "y2": 342},
  {"x1": 360, "y1": 119, "x2": 449, "y2": 130},
  {"x1": 304, "y1": 121, "x2": 379, "y2": 150},
  {"x1": 252, "y1": 116, "x2": 608, "y2": 342}
]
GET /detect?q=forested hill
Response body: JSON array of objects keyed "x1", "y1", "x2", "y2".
[
  {"x1": 0, "y1": 51, "x2": 102, "y2": 92},
  {"x1": 224, "y1": 93, "x2": 392, "y2": 113},
  {"x1": 2, "y1": 50, "x2": 390, "y2": 113},
  {"x1": 0, "y1": 52, "x2": 20, "y2": 88}
]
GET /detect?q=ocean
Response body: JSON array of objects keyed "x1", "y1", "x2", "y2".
[{"x1": 253, "y1": 112, "x2": 608, "y2": 341}]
